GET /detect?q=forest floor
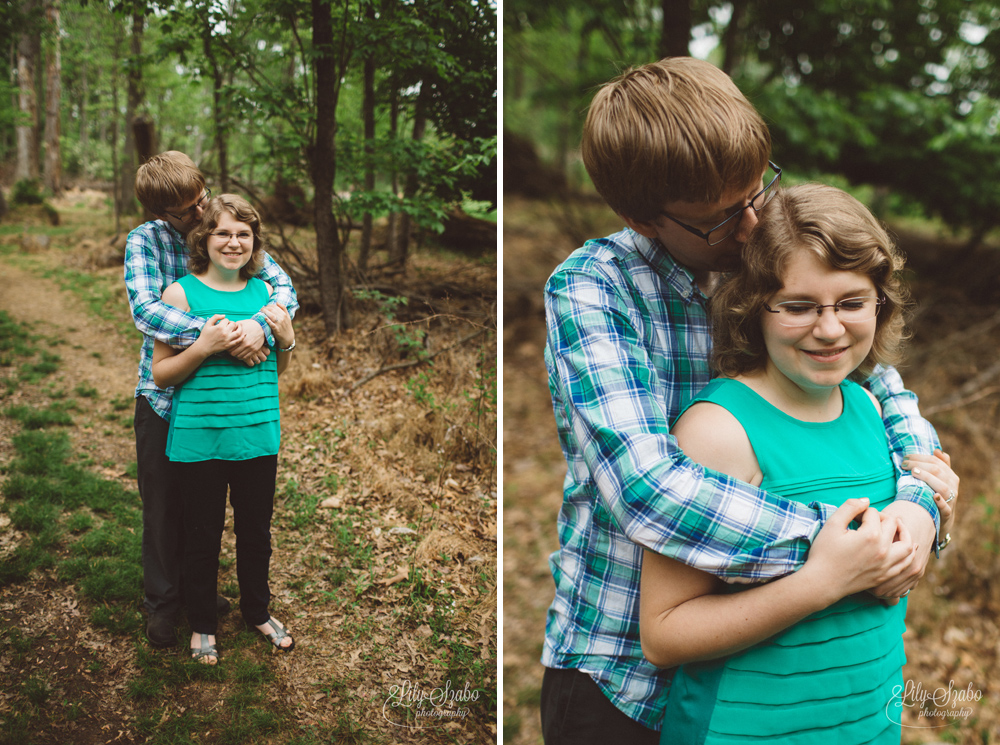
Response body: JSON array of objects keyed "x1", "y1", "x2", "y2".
[
  {"x1": 503, "y1": 195, "x2": 1000, "y2": 745},
  {"x1": 0, "y1": 190, "x2": 497, "y2": 745}
]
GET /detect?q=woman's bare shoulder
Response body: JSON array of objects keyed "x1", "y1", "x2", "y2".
[
  {"x1": 161, "y1": 281, "x2": 189, "y2": 311},
  {"x1": 672, "y1": 400, "x2": 762, "y2": 486}
]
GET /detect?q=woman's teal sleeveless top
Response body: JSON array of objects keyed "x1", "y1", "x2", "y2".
[
  {"x1": 166, "y1": 275, "x2": 280, "y2": 462},
  {"x1": 660, "y1": 378, "x2": 905, "y2": 745}
]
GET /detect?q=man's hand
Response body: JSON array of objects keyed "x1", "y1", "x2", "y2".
[
  {"x1": 262, "y1": 303, "x2": 294, "y2": 350},
  {"x1": 869, "y1": 501, "x2": 935, "y2": 599},
  {"x1": 904, "y1": 448, "x2": 959, "y2": 539},
  {"x1": 869, "y1": 449, "x2": 959, "y2": 599},
  {"x1": 227, "y1": 319, "x2": 270, "y2": 366}
]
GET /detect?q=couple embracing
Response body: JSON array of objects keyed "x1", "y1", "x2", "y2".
[{"x1": 540, "y1": 57, "x2": 959, "y2": 744}]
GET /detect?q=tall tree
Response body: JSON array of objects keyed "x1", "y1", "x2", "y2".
[
  {"x1": 312, "y1": 0, "x2": 352, "y2": 333},
  {"x1": 15, "y1": 0, "x2": 42, "y2": 183},
  {"x1": 358, "y1": 46, "x2": 376, "y2": 272},
  {"x1": 120, "y1": 8, "x2": 145, "y2": 214},
  {"x1": 43, "y1": 0, "x2": 62, "y2": 195},
  {"x1": 660, "y1": 0, "x2": 692, "y2": 58}
]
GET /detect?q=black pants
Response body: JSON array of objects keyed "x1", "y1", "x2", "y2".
[
  {"x1": 541, "y1": 667, "x2": 660, "y2": 745},
  {"x1": 134, "y1": 396, "x2": 183, "y2": 616},
  {"x1": 175, "y1": 455, "x2": 278, "y2": 634}
]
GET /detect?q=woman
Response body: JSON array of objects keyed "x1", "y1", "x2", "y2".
[
  {"x1": 640, "y1": 184, "x2": 956, "y2": 743},
  {"x1": 152, "y1": 194, "x2": 297, "y2": 664}
]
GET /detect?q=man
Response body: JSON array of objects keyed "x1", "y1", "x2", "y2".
[
  {"x1": 124, "y1": 152, "x2": 299, "y2": 647},
  {"x1": 540, "y1": 58, "x2": 955, "y2": 743}
]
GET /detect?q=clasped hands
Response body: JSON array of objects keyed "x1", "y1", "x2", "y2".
[{"x1": 198, "y1": 304, "x2": 293, "y2": 366}]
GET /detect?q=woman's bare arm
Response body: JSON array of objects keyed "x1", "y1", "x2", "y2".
[{"x1": 639, "y1": 401, "x2": 917, "y2": 669}]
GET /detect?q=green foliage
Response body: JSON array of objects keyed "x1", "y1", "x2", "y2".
[
  {"x1": 279, "y1": 478, "x2": 322, "y2": 533},
  {"x1": 342, "y1": 135, "x2": 497, "y2": 232},
  {"x1": 353, "y1": 288, "x2": 429, "y2": 360},
  {"x1": 507, "y1": 0, "x2": 1000, "y2": 238},
  {"x1": 406, "y1": 370, "x2": 439, "y2": 409},
  {"x1": 8, "y1": 430, "x2": 71, "y2": 476},
  {"x1": 2, "y1": 404, "x2": 73, "y2": 429},
  {"x1": 10, "y1": 180, "x2": 45, "y2": 206}
]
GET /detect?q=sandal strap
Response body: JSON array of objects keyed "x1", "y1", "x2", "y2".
[
  {"x1": 264, "y1": 617, "x2": 289, "y2": 645},
  {"x1": 191, "y1": 633, "x2": 219, "y2": 661}
]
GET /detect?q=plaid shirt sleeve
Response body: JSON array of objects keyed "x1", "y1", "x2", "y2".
[
  {"x1": 866, "y1": 365, "x2": 941, "y2": 534},
  {"x1": 546, "y1": 264, "x2": 833, "y2": 582},
  {"x1": 124, "y1": 226, "x2": 204, "y2": 347},
  {"x1": 251, "y1": 252, "x2": 300, "y2": 347}
]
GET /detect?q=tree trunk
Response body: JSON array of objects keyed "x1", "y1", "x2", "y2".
[
  {"x1": 386, "y1": 89, "x2": 402, "y2": 262},
  {"x1": 120, "y1": 11, "x2": 144, "y2": 215},
  {"x1": 659, "y1": 0, "x2": 691, "y2": 59},
  {"x1": 79, "y1": 48, "x2": 89, "y2": 179},
  {"x1": 721, "y1": 0, "x2": 747, "y2": 75},
  {"x1": 358, "y1": 50, "x2": 376, "y2": 272},
  {"x1": 203, "y1": 13, "x2": 229, "y2": 192},
  {"x1": 15, "y1": 0, "x2": 41, "y2": 183},
  {"x1": 111, "y1": 17, "x2": 123, "y2": 234},
  {"x1": 43, "y1": 0, "x2": 62, "y2": 195},
  {"x1": 390, "y1": 86, "x2": 428, "y2": 271},
  {"x1": 312, "y1": 0, "x2": 349, "y2": 334}
]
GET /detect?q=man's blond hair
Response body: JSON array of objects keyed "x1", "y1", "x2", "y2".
[
  {"x1": 582, "y1": 57, "x2": 771, "y2": 223},
  {"x1": 135, "y1": 151, "x2": 206, "y2": 216}
]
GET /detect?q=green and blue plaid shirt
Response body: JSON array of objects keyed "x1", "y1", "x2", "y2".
[
  {"x1": 124, "y1": 219, "x2": 299, "y2": 421},
  {"x1": 542, "y1": 227, "x2": 939, "y2": 729}
]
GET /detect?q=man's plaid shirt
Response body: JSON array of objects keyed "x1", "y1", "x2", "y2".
[
  {"x1": 124, "y1": 219, "x2": 299, "y2": 421},
  {"x1": 541, "y1": 227, "x2": 939, "y2": 729}
]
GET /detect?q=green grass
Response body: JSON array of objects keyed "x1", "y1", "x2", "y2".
[
  {"x1": 74, "y1": 383, "x2": 99, "y2": 398},
  {"x1": 279, "y1": 478, "x2": 323, "y2": 533},
  {"x1": 2, "y1": 404, "x2": 73, "y2": 429},
  {"x1": 40, "y1": 265, "x2": 135, "y2": 337}
]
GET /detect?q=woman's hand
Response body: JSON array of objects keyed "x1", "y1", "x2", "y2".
[
  {"x1": 195, "y1": 314, "x2": 242, "y2": 355},
  {"x1": 263, "y1": 303, "x2": 294, "y2": 350},
  {"x1": 801, "y1": 498, "x2": 918, "y2": 604},
  {"x1": 903, "y1": 449, "x2": 958, "y2": 539}
]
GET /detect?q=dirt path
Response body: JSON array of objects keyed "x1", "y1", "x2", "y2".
[{"x1": 0, "y1": 261, "x2": 137, "y2": 471}]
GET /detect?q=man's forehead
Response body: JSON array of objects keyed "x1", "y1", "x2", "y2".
[
  {"x1": 168, "y1": 189, "x2": 204, "y2": 211},
  {"x1": 664, "y1": 183, "x2": 754, "y2": 221}
]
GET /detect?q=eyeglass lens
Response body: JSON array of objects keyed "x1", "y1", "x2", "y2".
[
  {"x1": 772, "y1": 297, "x2": 881, "y2": 327},
  {"x1": 175, "y1": 189, "x2": 210, "y2": 219},
  {"x1": 707, "y1": 169, "x2": 781, "y2": 245}
]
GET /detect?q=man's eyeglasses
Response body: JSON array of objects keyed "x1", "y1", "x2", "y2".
[
  {"x1": 660, "y1": 162, "x2": 781, "y2": 246},
  {"x1": 164, "y1": 188, "x2": 211, "y2": 221},
  {"x1": 764, "y1": 296, "x2": 884, "y2": 328}
]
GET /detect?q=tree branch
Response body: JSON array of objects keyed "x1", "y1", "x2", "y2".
[{"x1": 349, "y1": 328, "x2": 487, "y2": 393}]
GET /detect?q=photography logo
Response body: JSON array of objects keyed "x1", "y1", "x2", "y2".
[
  {"x1": 381, "y1": 679, "x2": 482, "y2": 729},
  {"x1": 886, "y1": 679, "x2": 981, "y2": 728}
]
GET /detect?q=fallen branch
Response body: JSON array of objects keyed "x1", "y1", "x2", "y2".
[
  {"x1": 922, "y1": 358, "x2": 1000, "y2": 416},
  {"x1": 923, "y1": 385, "x2": 1000, "y2": 417},
  {"x1": 349, "y1": 328, "x2": 488, "y2": 393}
]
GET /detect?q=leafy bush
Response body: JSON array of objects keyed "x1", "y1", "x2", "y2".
[{"x1": 10, "y1": 180, "x2": 45, "y2": 206}]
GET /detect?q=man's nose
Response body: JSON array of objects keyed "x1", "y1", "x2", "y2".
[{"x1": 732, "y1": 206, "x2": 758, "y2": 243}]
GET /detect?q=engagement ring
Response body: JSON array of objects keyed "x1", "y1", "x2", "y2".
[{"x1": 946, "y1": 491, "x2": 956, "y2": 503}]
